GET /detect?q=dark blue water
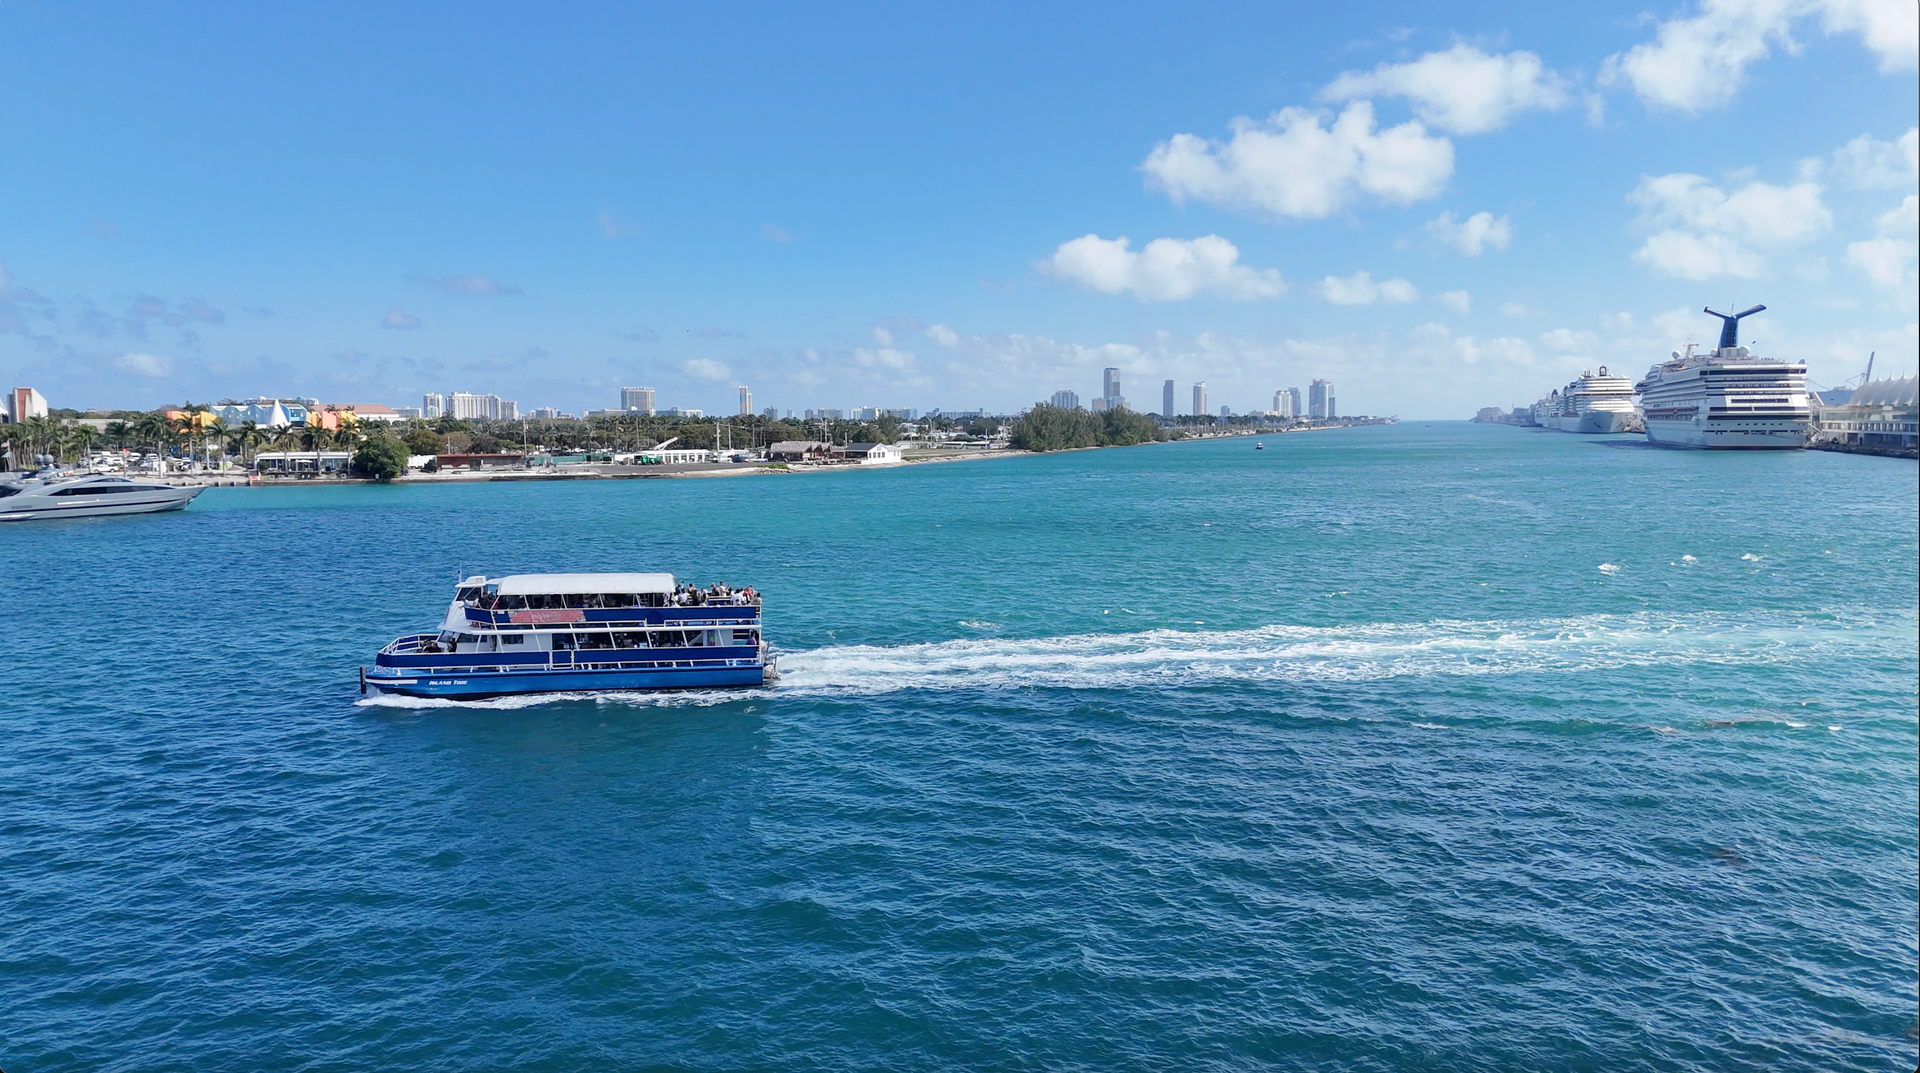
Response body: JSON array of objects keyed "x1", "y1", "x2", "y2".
[{"x1": 2, "y1": 424, "x2": 1914, "y2": 1071}]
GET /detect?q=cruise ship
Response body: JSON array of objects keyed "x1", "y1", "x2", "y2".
[
  {"x1": 363, "y1": 572, "x2": 774, "y2": 700},
  {"x1": 0, "y1": 470, "x2": 202, "y2": 521},
  {"x1": 1533, "y1": 368, "x2": 1641, "y2": 434},
  {"x1": 1635, "y1": 305, "x2": 1810, "y2": 449}
]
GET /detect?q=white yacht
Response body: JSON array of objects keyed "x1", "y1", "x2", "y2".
[
  {"x1": 0, "y1": 470, "x2": 202, "y2": 521},
  {"x1": 1635, "y1": 305, "x2": 1810, "y2": 449},
  {"x1": 1538, "y1": 368, "x2": 1641, "y2": 434}
]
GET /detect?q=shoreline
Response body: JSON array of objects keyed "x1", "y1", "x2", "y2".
[{"x1": 117, "y1": 426, "x2": 1379, "y2": 489}]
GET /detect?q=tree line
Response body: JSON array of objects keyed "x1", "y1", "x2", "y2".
[{"x1": 1008, "y1": 404, "x2": 1171, "y2": 452}]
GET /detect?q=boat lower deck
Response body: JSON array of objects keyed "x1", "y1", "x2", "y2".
[{"x1": 364, "y1": 659, "x2": 770, "y2": 699}]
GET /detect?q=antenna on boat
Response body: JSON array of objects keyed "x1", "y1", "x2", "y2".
[{"x1": 1702, "y1": 304, "x2": 1765, "y2": 349}]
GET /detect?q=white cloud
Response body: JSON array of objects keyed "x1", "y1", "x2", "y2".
[
  {"x1": 1602, "y1": 0, "x2": 1919, "y2": 113},
  {"x1": 924, "y1": 324, "x2": 959, "y2": 347},
  {"x1": 1540, "y1": 327, "x2": 1601, "y2": 356},
  {"x1": 762, "y1": 222, "x2": 794, "y2": 244},
  {"x1": 1828, "y1": 128, "x2": 1920, "y2": 188},
  {"x1": 681, "y1": 358, "x2": 732, "y2": 381},
  {"x1": 870, "y1": 326, "x2": 894, "y2": 346},
  {"x1": 1501, "y1": 302, "x2": 1541, "y2": 319},
  {"x1": 1409, "y1": 321, "x2": 1536, "y2": 366},
  {"x1": 382, "y1": 307, "x2": 421, "y2": 330},
  {"x1": 1425, "y1": 210, "x2": 1513, "y2": 256},
  {"x1": 1322, "y1": 46, "x2": 1570, "y2": 135},
  {"x1": 1315, "y1": 271, "x2": 1418, "y2": 305},
  {"x1": 408, "y1": 272, "x2": 523, "y2": 295},
  {"x1": 1142, "y1": 102, "x2": 1453, "y2": 220},
  {"x1": 115, "y1": 352, "x2": 172, "y2": 376},
  {"x1": 1041, "y1": 234, "x2": 1286, "y2": 301},
  {"x1": 1436, "y1": 290, "x2": 1472, "y2": 313},
  {"x1": 1629, "y1": 172, "x2": 1831, "y2": 279},
  {"x1": 1846, "y1": 194, "x2": 1919, "y2": 287},
  {"x1": 853, "y1": 347, "x2": 915, "y2": 369}
]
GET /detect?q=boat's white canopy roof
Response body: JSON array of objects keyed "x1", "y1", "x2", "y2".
[{"x1": 493, "y1": 572, "x2": 676, "y2": 595}]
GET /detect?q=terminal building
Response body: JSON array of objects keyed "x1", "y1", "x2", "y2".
[{"x1": 1812, "y1": 376, "x2": 1917, "y2": 455}]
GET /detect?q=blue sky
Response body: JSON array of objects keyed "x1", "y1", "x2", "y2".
[{"x1": 1, "y1": 1, "x2": 1914, "y2": 418}]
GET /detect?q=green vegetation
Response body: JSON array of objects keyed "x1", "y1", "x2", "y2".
[
  {"x1": 1009, "y1": 405, "x2": 1169, "y2": 452},
  {"x1": 404, "y1": 425, "x2": 445, "y2": 455},
  {"x1": 351, "y1": 434, "x2": 409, "y2": 480}
]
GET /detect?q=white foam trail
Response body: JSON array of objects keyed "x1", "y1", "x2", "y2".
[
  {"x1": 356, "y1": 688, "x2": 760, "y2": 711},
  {"x1": 774, "y1": 610, "x2": 1910, "y2": 696}
]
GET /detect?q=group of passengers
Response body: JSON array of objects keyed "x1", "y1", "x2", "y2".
[{"x1": 670, "y1": 582, "x2": 758, "y2": 606}]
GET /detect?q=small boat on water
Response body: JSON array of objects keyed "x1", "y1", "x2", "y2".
[
  {"x1": 0, "y1": 470, "x2": 202, "y2": 522},
  {"x1": 1254, "y1": 442, "x2": 1264, "y2": 450},
  {"x1": 363, "y1": 572, "x2": 774, "y2": 700}
]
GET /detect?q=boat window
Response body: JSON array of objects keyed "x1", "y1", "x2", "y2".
[
  {"x1": 553, "y1": 633, "x2": 577, "y2": 650},
  {"x1": 50, "y1": 485, "x2": 148, "y2": 496},
  {"x1": 601, "y1": 593, "x2": 636, "y2": 608},
  {"x1": 563, "y1": 594, "x2": 587, "y2": 609},
  {"x1": 0, "y1": 487, "x2": 18, "y2": 499},
  {"x1": 732, "y1": 629, "x2": 757, "y2": 646},
  {"x1": 498, "y1": 595, "x2": 527, "y2": 610},
  {"x1": 638, "y1": 592, "x2": 666, "y2": 608},
  {"x1": 437, "y1": 631, "x2": 458, "y2": 645},
  {"x1": 654, "y1": 630, "x2": 686, "y2": 647},
  {"x1": 613, "y1": 631, "x2": 648, "y2": 648},
  {"x1": 501, "y1": 634, "x2": 525, "y2": 645},
  {"x1": 579, "y1": 631, "x2": 613, "y2": 650},
  {"x1": 456, "y1": 587, "x2": 481, "y2": 602}
]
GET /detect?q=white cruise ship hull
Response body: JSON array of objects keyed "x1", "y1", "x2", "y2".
[
  {"x1": 1643, "y1": 415, "x2": 1808, "y2": 449},
  {"x1": 1551, "y1": 411, "x2": 1635, "y2": 434}
]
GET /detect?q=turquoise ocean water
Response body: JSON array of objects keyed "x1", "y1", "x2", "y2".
[{"x1": 1, "y1": 423, "x2": 1915, "y2": 1071}]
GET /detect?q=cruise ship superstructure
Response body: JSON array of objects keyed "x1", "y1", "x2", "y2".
[
  {"x1": 1533, "y1": 368, "x2": 1641, "y2": 434},
  {"x1": 364, "y1": 572, "x2": 774, "y2": 700},
  {"x1": 1635, "y1": 305, "x2": 1809, "y2": 449}
]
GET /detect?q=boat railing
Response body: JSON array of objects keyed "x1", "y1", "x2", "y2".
[{"x1": 381, "y1": 633, "x2": 441, "y2": 655}]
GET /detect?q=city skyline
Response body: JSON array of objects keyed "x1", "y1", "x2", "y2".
[{"x1": 0, "y1": 4, "x2": 1913, "y2": 419}]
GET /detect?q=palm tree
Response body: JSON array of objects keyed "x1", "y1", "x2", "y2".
[
  {"x1": 71, "y1": 422, "x2": 100, "y2": 465},
  {"x1": 103, "y1": 420, "x2": 132, "y2": 451},
  {"x1": 267, "y1": 425, "x2": 302, "y2": 474},
  {"x1": 134, "y1": 412, "x2": 171, "y2": 470},
  {"x1": 228, "y1": 419, "x2": 263, "y2": 466}
]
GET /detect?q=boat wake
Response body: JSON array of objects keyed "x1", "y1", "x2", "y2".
[
  {"x1": 356, "y1": 688, "x2": 763, "y2": 711},
  {"x1": 774, "y1": 609, "x2": 1911, "y2": 695}
]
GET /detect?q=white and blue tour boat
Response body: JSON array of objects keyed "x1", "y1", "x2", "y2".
[{"x1": 364, "y1": 572, "x2": 774, "y2": 700}]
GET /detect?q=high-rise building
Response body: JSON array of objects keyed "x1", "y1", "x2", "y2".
[
  {"x1": 499, "y1": 400, "x2": 518, "y2": 421},
  {"x1": 738, "y1": 386, "x2": 753, "y2": 415},
  {"x1": 1272, "y1": 389, "x2": 1293, "y2": 417},
  {"x1": 1309, "y1": 380, "x2": 1334, "y2": 420},
  {"x1": 1049, "y1": 389, "x2": 1080, "y2": 409},
  {"x1": 1192, "y1": 382, "x2": 1208, "y2": 417},
  {"x1": 1220, "y1": 405, "x2": 1232, "y2": 418},
  {"x1": 422, "y1": 393, "x2": 445, "y2": 419},
  {"x1": 1094, "y1": 367, "x2": 1126, "y2": 412},
  {"x1": 449, "y1": 392, "x2": 488, "y2": 420},
  {"x1": 1163, "y1": 380, "x2": 1176, "y2": 418},
  {"x1": 3, "y1": 386, "x2": 49, "y2": 424},
  {"x1": 620, "y1": 386, "x2": 655, "y2": 414},
  {"x1": 762, "y1": 406, "x2": 778, "y2": 419}
]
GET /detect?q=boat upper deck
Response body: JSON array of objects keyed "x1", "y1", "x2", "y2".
[{"x1": 453, "y1": 572, "x2": 761, "y2": 630}]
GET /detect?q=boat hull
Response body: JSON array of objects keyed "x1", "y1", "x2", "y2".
[
  {"x1": 1644, "y1": 416, "x2": 1808, "y2": 449},
  {"x1": 366, "y1": 662, "x2": 769, "y2": 700},
  {"x1": 0, "y1": 486, "x2": 201, "y2": 522},
  {"x1": 1550, "y1": 411, "x2": 1636, "y2": 434}
]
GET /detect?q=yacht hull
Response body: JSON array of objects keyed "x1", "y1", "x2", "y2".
[{"x1": 0, "y1": 486, "x2": 201, "y2": 522}]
